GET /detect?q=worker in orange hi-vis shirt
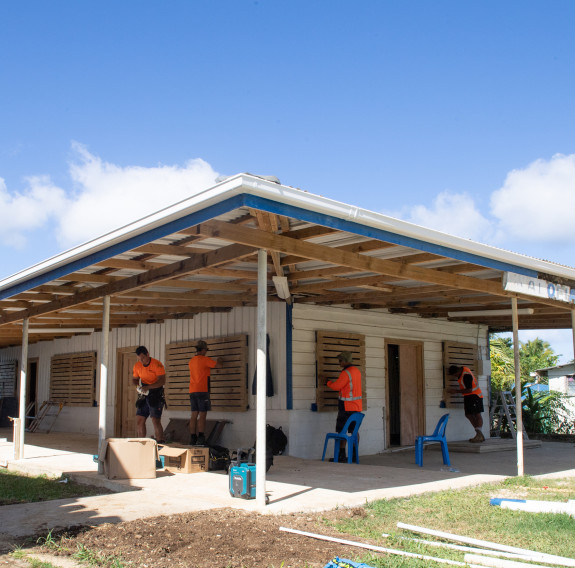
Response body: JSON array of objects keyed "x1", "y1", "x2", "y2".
[
  {"x1": 188, "y1": 340, "x2": 222, "y2": 445},
  {"x1": 132, "y1": 346, "x2": 166, "y2": 443}
]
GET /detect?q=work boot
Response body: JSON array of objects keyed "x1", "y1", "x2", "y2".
[
  {"x1": 196, "y1": 433, "x2": 206, "y2": 446},
  {"x1": 189, "y1": 433, "x2": 197, "y2": 446},
  {"x1": 468, "y1": 433, "x2": 480, "y2": 443},
  {"x1": 329, "y1": 454, "x2": 347, "y2": 463}
]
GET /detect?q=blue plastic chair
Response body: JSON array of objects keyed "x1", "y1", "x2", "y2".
[
  {"x1": 322, "y1": 412, "x2": 365, "y2": 464},
  {"x1": 415, "y1": 413, "x2": 450, "y2": 467}
]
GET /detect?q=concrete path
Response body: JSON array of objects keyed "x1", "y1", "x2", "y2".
[{"x1": 1, "y1": 431, "x2": 574, "y2": 547}]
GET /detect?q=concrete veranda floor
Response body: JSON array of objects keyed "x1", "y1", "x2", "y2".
[{"x1": 1, "y1": 428, "x2": 574, "y2": 545}]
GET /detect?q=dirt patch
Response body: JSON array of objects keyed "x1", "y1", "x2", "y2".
[{"x1": 21, "y1": 507, "x2": 372, "y2": 568}]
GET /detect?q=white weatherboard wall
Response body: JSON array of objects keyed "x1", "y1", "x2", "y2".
[
  {"x1": 288, "y1": 304, "x2": 489, "y2": 459},
  {"x1": 0, "y1": 302, "x2": 490, "y2": 458},
  {"x1": 0, "y1": 303, "x2": 288, "y2": 451}
]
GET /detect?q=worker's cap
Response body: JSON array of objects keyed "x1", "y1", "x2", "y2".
[
  {"x1": 336, "y1": 351, "x2": 353, "y2": 363},
  {"x1": 196, "y1": 340, "x2": 209, "y2": 351},
  {"x1": 447, "y1": 365, "x2": 461, "y2": 375}
]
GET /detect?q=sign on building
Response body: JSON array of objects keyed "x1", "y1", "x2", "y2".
[{"x1": 503, "y1": 272, "x2": 575, "y2": 304}]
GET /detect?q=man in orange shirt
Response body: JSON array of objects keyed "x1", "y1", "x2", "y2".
[
  {"x1": 188, "y1": 340, "x2": 222, "y2": 445},
  {"x1": 132, "y1": 346, "x2": 166, "y2": 443},
  {"x1": 447, "y1": 364, "x2": 485, "y2": 443},
  {"x1": 326, "y1": 351, "x2": 363, "y2": 462}
]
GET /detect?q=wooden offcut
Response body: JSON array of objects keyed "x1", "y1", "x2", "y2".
[
  {"x1": 315, "y1": 330, "x2": 366, "y2": 412},
  {"x1": 165, "y1": 334, "x2": 249, "y2": 412},
  {"x1": 49, "y1": 351, "x2": 96, "y2": 407}
]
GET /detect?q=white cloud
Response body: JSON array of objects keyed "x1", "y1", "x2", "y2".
[
  {"x1": 58, "y1": 143, "x2": 219, "y2": 246},
  {"x1": 389, "y1": 191, "x2": 494, "y2": 242},
  {"x1": 490, "y1": 153, "x2": 575, "y2": 243},
  {"x1": 0, "y1": 175, "x2": 68, "y2": 248},
  {"x1": 387, "y1": 154, "x2": 575, "y2": 256},
  {"x1": 0, "y1": 144, "x2": 220, "y2": 251}
]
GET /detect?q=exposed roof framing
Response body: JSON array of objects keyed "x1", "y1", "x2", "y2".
[{"x1": 1, "y1": 173, "x2": 575, "y2": 347}]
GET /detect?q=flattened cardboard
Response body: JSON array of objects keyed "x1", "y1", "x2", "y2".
[
  {"x1": 98, "y1": 438, "x2": 157, "y2": 480},
  {"x1": 158, "y1": 444, "x2": 209, "y2": 474}
]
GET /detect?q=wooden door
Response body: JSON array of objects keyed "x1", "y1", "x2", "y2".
[
  {"x1": 386, "y1": 340, "x2": 425, "y2": 446},
  {"x1": 399, "y1": 344, "x2": 422, "y2": 445},
  {"x1": 115, "y1": 349, "x2": 138, "y2": 437}
]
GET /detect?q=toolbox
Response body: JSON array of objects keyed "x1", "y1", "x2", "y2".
[{"x1": 229, "y1": 447, "x2": 256, "y2": 500}]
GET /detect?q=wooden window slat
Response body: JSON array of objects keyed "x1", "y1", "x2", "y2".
[
  {"x1": 49, "y1": 351, "x2": 96, "y2": 407},
  {"x1": 165, "y1": 334, "x2": 249, "y2": 412},
  {"x1": 0, "y1": 361, "x2": 17, "y2": 398},
  {"x1": 315, "y1": 331, "x2": 366, "y2": 412},
  {"x1": 442, "y1": 341, "x2": 479, "y2": 406}
]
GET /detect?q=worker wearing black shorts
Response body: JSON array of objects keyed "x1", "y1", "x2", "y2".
[
  {"x1": 447, "y1": 365, "x2": 485, "y2": 443},
  {"x1": 132, "y1": 346, "x2": 166, "y2": 443},
  {"x1": 188, "y1": 340, "x2": 222, "y2": 445}
]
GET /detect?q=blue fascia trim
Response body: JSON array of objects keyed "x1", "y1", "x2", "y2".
[
  {"x1": 1, "y1": 189, "x2": 538, "y2": 302},
  {"x1": 285, "y1": 302, "x2": 293, "y2": 410},
  {"x1": 240, "y1": 195, "x2": 538, "y2": 278},
  {"x1": 0, "y1": 194, "x2": 246, "y2": 300}
]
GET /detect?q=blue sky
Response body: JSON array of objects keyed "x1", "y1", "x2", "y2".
[{"x1": 1, "y1": 1, "x2": 575, "y2": 359}]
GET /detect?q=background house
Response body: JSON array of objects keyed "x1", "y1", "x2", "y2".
[{"x1": 532, "y1": 363, "x2": 575, "y2": 418}]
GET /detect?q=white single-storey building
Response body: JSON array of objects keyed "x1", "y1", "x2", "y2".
[
  {"x1": 1, "y1": 173, "x2": 575, "y2": 462},
  {"x1": 532, "y1": 363, "x2": 575, "y2": 419}
]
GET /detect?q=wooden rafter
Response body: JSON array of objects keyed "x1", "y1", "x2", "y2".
[{"x1": 0, "y1": 243, "x2": 257, "y2": 325}]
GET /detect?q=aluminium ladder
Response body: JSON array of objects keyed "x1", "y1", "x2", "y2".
[
  {"x1": 26, "y1": 400, "x2": 64, "y2": 433},
  {"x1": 490, "y1": 391, "x2": 529, "y2": 440}
]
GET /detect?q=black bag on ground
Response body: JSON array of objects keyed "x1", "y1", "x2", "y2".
[
  {"x1": 250, "y1": 442, "x2": 274, "y2": 472},
  {"x1": 209, "y1": 445, "x2": 231, "y2": 471},
  {"x1": 266, "y1": 424, "x2": 288, "y2": 455}
]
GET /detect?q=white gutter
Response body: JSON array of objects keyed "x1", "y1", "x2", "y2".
[
  {"x1": 237, "y1": 175, "x2": 575, "y2": 281},
  {"x1": 2, "y1": 173, "x2": 575, "y2": 296}
]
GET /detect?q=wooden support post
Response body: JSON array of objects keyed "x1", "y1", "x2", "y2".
[
  {"x1": 256, "y1": 249, "x2": 267, "y2": 507},
  {"x1": 17, "y1": 318, "x2": 29, "y2": 460},
  {"x1": 511, "y1": 298, "x2": 524, "y2": 476},
  {"x1": 98, "y1": 295, "x2": 110, "y2": 474}
]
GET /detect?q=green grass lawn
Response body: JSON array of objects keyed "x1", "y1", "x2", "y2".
[
  {"x1": 0, "y1": 469, "x2": 108, "y2": 505},
  {"x1": 326, "y1": 476, "x2": 575, "y2": 568}
]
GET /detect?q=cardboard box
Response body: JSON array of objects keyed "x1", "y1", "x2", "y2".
[
  {"x1": 98, "y1": 438, "x2": 158, "y2": 480},
  {"x1": 159, "y1": 444, "x2": 209, "y2": 474}
]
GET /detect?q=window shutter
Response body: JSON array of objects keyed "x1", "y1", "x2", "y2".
[
  {"x1": 315, "y1": 331, "x2": 366, "y2": 412},
  {"x1": 443, "y1": 341, "x2": 479, "y2": 406},
  {"x1": 50, "y1": 352, "x2": 96, "y2": 407},
  {"x1": 165, "y1": 334, "x2": 249, "y2": 412},
  {"x1": 0, "y1": 361, "x2": 17, "y2": 398}
]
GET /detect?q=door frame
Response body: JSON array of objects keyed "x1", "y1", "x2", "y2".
[
  {"x1": 114, "y1": 346, "x2": 138, "y2": 436},
  {"x1": 384, "y1": 338, "x2": 425, "y2": 447}
]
